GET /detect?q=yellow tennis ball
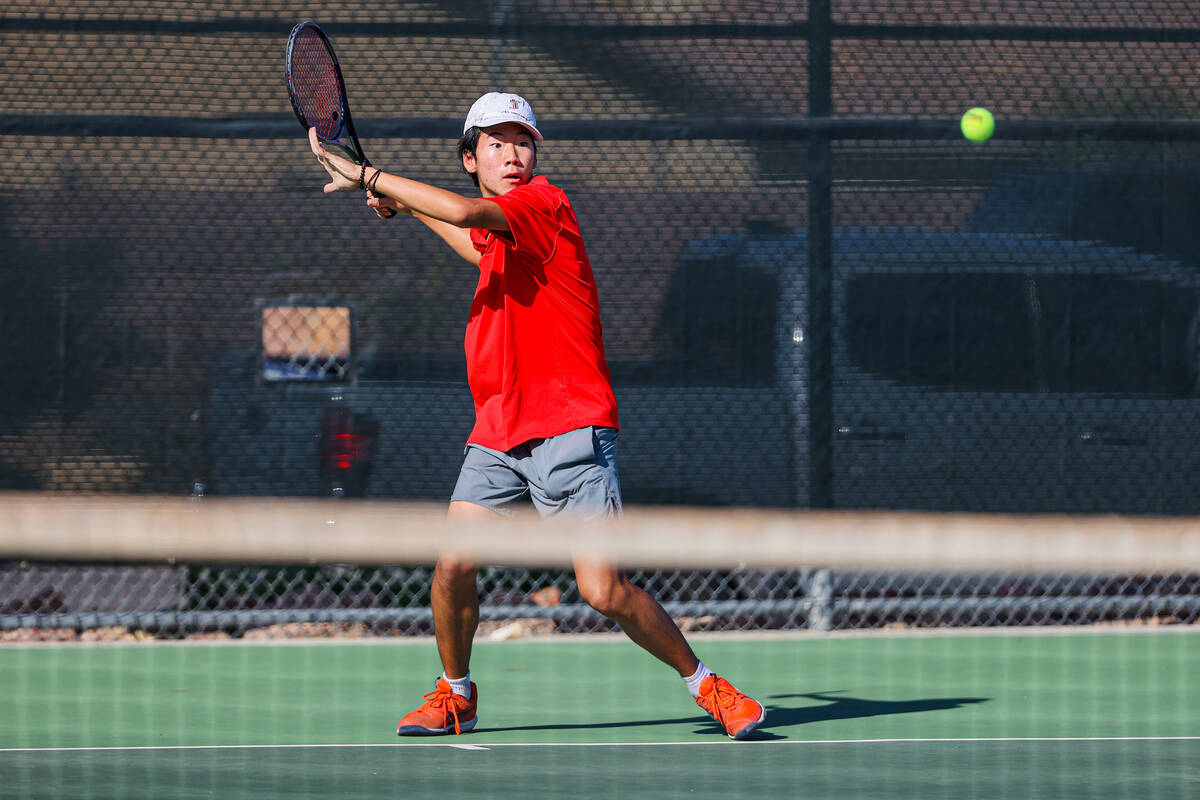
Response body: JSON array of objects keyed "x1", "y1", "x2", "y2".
[{"x1": 961, "y1": 107, "x2": 995, "y2": 142}]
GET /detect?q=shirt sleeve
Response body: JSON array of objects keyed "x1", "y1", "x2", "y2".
[
  {"x1": 485, "y1": 181, "x2": 563, "y2": 263},
  {"x1": 470, "y1": 227, "x2": 490, "y2": 254}
]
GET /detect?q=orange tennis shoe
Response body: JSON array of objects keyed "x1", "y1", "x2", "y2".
[
  {"x1": 396, "y1": 678, "x2": 478, "y2": 736},
  {"x1": 694, "y1": 675, "x2": 766, "y2": 740}
]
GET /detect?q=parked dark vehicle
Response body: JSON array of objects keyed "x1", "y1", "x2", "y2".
[{"x1": 207, "y1": 229, "x2": 1200, "y2": 514}]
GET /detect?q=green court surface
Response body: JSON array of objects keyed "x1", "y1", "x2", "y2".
[{"x1": 2, "y1": 628, "x2": 1198, "y2": 798}]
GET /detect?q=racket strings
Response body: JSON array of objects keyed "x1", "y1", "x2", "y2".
[{"x1": 290, "y1": 32, "x2": 343, "y2": 141}]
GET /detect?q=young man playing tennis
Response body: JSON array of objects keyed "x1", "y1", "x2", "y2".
[{"x1": 307, "y1": 92, "x2": 765, "y2": 740}]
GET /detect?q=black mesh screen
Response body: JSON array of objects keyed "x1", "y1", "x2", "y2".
[{"x1": 3, "y1": 1, "x2": 1200, "y2": 513}]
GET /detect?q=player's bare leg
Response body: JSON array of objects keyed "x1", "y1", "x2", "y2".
[
  {"x1": 573, "y1": 558, "x2": 765, "y2": 738},
  {"x1": 396, "y1": 500, "x2": 490, "y2": 736},
  {"x1": 432, "y1": 500, "x2": 495, "y2": 677},
  {"x1": 572, "y1": 558, "x2": 700, "y2": 676}
]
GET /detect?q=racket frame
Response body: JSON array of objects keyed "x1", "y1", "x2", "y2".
[
  {"x1": 286, "y1": 22, "x2": 394, "y2": 215},
  {"x1": 286, "y1": 22, "x2": 364, "y2": 159}
]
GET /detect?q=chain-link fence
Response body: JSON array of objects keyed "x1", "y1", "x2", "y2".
[
  {"x1": 2, "y1": 1, "x2": 1199, "y2": 637},
  {"x1": 4, "y1": 561, "x2": 1198, "y2": 639}
]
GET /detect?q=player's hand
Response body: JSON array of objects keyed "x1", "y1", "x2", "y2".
[
  {"x1": 367, "y1": 193, "x2": 408, "y2": 218},
  {"x1": 309, "y1": 127, "x2": 359, "y2": 193}
]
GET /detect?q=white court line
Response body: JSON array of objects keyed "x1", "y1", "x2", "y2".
[{"x1": 2, "y1": 736, "x2": 1199, "y2": 754}]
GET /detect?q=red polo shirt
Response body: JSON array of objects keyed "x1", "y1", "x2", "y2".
[{"x1": 465, "y1": 175, "x2": 619, "y2": 451}]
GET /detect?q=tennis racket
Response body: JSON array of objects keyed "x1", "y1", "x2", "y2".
[{"x1": 286, "y1": 21, "x2": 395, "y2": 217}]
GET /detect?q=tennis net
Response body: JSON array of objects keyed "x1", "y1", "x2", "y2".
[{"x1": 2, "y1": 493, "x2": 1198, "y2": 640}]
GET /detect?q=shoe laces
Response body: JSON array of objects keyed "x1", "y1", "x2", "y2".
[
  {"x1": 421, "y1": 683, "x2": 466, "y2": 735},
  {"x1": 700, "y1": 677, "x2": 744, "y2": 723}
]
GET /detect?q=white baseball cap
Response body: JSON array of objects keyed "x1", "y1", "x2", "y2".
[{"x1": 463, "y1": 92, "x2": 543, "y2": 141}]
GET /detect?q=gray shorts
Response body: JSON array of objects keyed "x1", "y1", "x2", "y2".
[{"x1": 451, "y1": 426, "x2": 622, "y2": 520}]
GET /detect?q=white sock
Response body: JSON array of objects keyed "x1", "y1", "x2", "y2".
[
  {"x1": 683, "y1": 662, "x2": 714, "y2": 697},
  {"x1": 443, "y1": 671, "x2": 472, "y2": 699}
]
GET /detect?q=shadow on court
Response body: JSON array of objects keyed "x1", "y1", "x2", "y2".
[
  {"x1": 759, "y1": 690, "x2": 990, "y2": 730},
  {"x1": 483, "y1": 690, "x2": 990, "y2": 740}
]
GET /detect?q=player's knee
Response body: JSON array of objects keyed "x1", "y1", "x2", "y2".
[{"x1": 577, "y1": 573, "x2": 632, "y2": 618}]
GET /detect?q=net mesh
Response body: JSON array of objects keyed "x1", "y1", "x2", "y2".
[{"x1": 1, "y1": 1, "x2": 1198, "y2": 513}]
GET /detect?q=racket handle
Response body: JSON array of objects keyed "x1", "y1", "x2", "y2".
[
  {"x1": 369, "y1": 193, "x2": 397, "y2": 219},
  {"x1": 361, "y1": 162, "x2": 396, "y2": 218}
]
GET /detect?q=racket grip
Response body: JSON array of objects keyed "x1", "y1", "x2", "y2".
[
  {"x1": 370, "y1": 194, "x2": 397, "y2": 219},
  {"x1": 362, "y1": 164, "x2": 396, "y2": 218}
]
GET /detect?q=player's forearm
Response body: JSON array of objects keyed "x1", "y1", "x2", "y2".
[{"x1": 370, "y1": 171, "x2": 506, "y2": 231}]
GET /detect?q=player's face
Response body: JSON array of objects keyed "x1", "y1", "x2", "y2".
[{"x1": 464, "y1": 123, "x2": 536, "y2": 197}]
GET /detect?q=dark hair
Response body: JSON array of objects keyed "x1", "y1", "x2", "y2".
[{"x1": 457, "y1": 125, "x2": 538, "y2": 188}]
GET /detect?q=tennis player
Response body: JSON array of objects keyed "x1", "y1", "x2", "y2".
[{"x1": 307, "y1": 92, "x2": 765, "y2": 740}]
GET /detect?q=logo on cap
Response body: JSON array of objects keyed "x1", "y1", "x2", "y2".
[{"x1": 464, "y1": 92, "x2": 543, "y2": 141}]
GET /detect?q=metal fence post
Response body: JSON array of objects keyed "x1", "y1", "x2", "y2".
[
  {"x1": 807, "y1": 0, "x2": 835, "y2": 510},
  {"x1": 808, "y1": 568, "x2": 834, "y2": 631}
]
